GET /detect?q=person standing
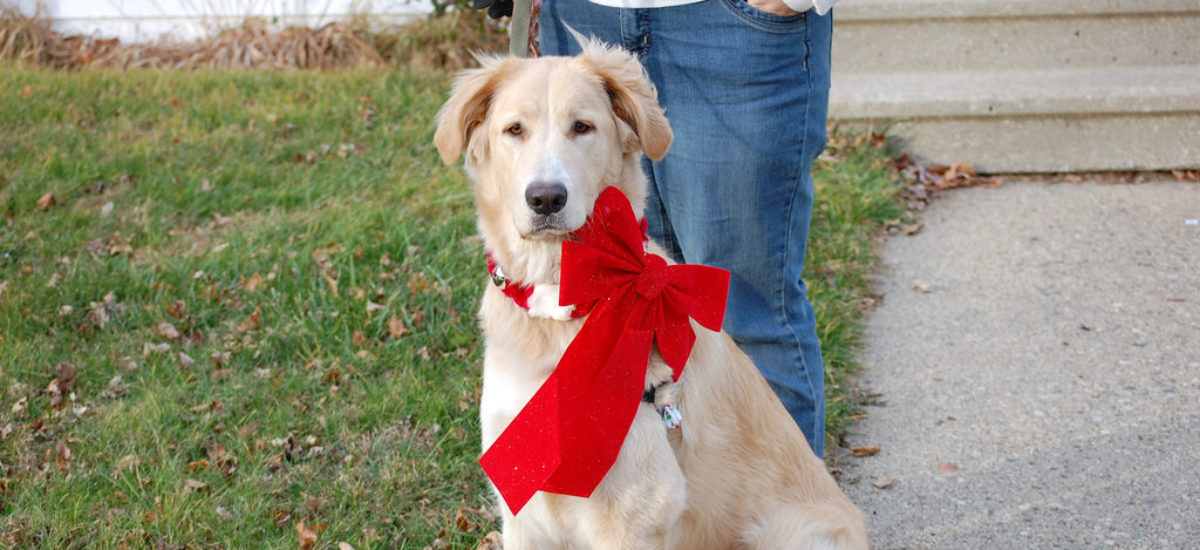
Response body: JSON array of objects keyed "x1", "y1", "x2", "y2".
[{"x1": 483, "y1": 0, "x2": 836, "y2": 457}]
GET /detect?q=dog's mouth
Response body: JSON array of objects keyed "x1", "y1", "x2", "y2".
[{"x1": 523, "y1": 215, "x2": 582, "y2": 240}]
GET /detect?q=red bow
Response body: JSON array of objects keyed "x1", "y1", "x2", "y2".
[{"x1": 479, "y1": 187, "x2": 731, "y2": 515}]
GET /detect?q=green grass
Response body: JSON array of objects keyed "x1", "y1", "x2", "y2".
[
  {"x1": 809, "y1": 132, "x2": 909, "y2": 440},
  {"x1": 0, "y1": 67, "x2": 904, "y2": 549}
]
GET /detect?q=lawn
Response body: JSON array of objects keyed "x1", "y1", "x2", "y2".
[{"x1": 0, "y1": 66, "x2": 904, "y2": 549}]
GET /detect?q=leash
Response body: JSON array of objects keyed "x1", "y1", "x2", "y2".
[{"x1": 508, "y1": 0, "x2": 542, "y2": 58}]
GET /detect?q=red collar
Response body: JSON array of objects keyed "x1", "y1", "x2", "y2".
[
  {"x1": 486, "y1": 252, "x2": 592, "y2": 319},
  {"x1": 485, "y1": 219, "x2": 648, "y2": 320}
]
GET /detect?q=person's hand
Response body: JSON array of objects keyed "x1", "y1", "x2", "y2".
[
  {"x1": 747, "y1": 0, "x2": 799, "y2": 16},
  {"x1": 473, "y1": 0, "x2": 513, "y2": 19}
]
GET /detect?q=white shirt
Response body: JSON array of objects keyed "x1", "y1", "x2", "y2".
[{"x1": 586, "y1": 0, "x2": 836, "y2": 16}]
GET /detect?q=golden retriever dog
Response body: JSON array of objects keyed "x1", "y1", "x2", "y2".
[{"x1": 434, "y1": 37, "x2": 869, "y2": 550}]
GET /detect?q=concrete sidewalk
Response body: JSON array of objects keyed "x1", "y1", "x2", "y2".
[{"x1": 840, "y1": 178, "x2": 1200, "y2": 549}]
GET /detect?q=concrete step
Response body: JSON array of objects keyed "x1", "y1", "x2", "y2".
[
  {"x1": 833, "y1": 0, "x2": 1200, "y2": 72},
  {"x1": 829, "y1": 0, "x2": 1200, "y2": 172},
  {"x1": 829, "y1": 66, "x2": 1200, "y2": 172}
]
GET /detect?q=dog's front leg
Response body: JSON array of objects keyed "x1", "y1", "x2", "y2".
[
  {"x1": 497, "y1": 502, "x2": 571, "y2": 550},
  {"x1": 582, "y1": 404, "x2": 687, "y2": 550}
]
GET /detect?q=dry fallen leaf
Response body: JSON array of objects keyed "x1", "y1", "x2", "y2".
[
  {"x1": 56, "y1": 440, "x2": 72, "y2": 462},
  {"x1": 872, "y1": 476, "x2": 896, "y2": 489},
  {"x1": 455, "y1": 508, "x2": 476, "y2": 532},
  {"x1": 296, "y1": 521, "x2": 318, "y2": 550},
  {"x1": 183, "y1": 478, "x2": 208, "y2": 493},
  {"x1": 48, "y1": 363, "x2": 77, "y2": 409},
  {"x1": 304, "y1": 493, "x2": 323, "y2": 513},
  {"x1": 475, "y1": 532, "x2": 503, "y2": 550},
  {"x1": 237, "y1": 419, "x2": 261, "y2": 439},
  {"x1": 388, "y1": 317, "x2": 409, "y2": 340},
  {"x1": 37, "y1": 192, "x2": 57, "y2": 211},
  {"x1": 244, "y1": 273, "x2": 265, "y2": 292},
  {"x1": 851, "y1": 445, "x2": 881, "y2": 457},
  {"x1": 11, "y1": 397, "x2": 27, "y2": 417},
  {"x1": 210, "y1": 351, "x2": 231, "y2": 368},
  {"x1": 165, "y1": 299, "x2": 187, "y2": 319},
  {"x1": 938, "y1": 463, "x2": 961, "y2": 474},
  {"x1": 156, "y1": 321, "x2": 181, "y2": 340},
  {"x1": 237, "y1": 306, "x2": 261, "y2": 332},
  {"x1": 117, "y1": 454, "x2": 140, "y2": 471}
]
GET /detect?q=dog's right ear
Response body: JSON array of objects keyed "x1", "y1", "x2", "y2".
[{"x1": 434, "y1": 56, "x2": 519, "y2": 165}]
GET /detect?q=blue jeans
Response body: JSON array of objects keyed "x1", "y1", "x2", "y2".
[{"x1": 541, "y1": 0, "x2": 833, "y2": 457}]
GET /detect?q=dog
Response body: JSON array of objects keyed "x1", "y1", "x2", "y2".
[{"x1": 434, "y1": 37, "x2": 869, "y2": 550}]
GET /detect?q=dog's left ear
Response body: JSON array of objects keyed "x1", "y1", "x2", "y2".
[
  {"x1": 576, "y1": 40, "x2": 674, "y2": 161},
  {"x1": 434, "y1": 56, "x2": 520, "y2": 165}
]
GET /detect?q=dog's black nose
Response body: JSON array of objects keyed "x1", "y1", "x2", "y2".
[{"x1": 525, "y1": 182, "x2": 568, "y2": 215}]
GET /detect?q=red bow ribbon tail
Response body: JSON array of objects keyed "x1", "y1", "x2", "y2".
[
  {"x1": 479, "y1": 292, "x2": 650, "y2": 514},
  {"x1": 478, "y1": 187, "x2": 730, "y2": 516}
]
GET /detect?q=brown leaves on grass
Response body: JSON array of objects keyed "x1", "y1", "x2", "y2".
[
  {"x1": 36, "y1": 192, "x2": 56, "y2": 211},
  {"x1": 164, "y1": 299, "x2": 187, "y2": 319},
  {"x1": 155, "y1": 321, "x2": 181, "y2": 340},
  {"x1": 242, "y1": 273, "x2": 266, "y2": 292},
  {"x1": 455, "y1": 508, "x2": 477, "y2": 532},
  {"x1": 85, "y1": 291, "x2": 122, "y2": 331},
  {"x1": 210, "y1": 351, "x2": 231, "y2": 369},
  {"x1": 295, "y1": 520, "x2": 320, "y2": 550},
  {"x1": 476, "y1": 532, "x2": 504, "y2": 550},
  {"x1": 237, "y1": 306, "x2": 261, "y2": 332},
  {"x1": 387, "y1": 317, "x2": 409, "y2": 340},
  {"x1": 85, "y1": 233, "x2": 134, "y2": 257},
  {"x1": 55, "y1": 440, "x2": 72, "y2": 468},
  {"x1": 237, "y1": 419, "x2": 261, "y2": 439},
  {"x1": 47, "y1": 363, "x2": 76, "y2": 409},
  {"x1": 183, "y1": 478, "x2": 208, "y2": 493}
]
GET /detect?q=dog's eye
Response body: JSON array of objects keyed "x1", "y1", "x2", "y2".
[
  {"x1": 573, "y1": 120, "x2": 594, "y2": 135},
  {"x1": 505, "y1": 123, "x2": 523, "y2": 136}
]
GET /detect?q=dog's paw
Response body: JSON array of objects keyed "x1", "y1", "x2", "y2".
[
  {"x1": 475, "y1": 531, "x2": 503, "y2": 550},
  {"x1": 526, "y1": 284, "x2": 575, "y2": 320}
]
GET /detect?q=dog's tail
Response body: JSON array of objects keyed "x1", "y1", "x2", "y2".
[{"x1": 741, "y1": 503, "x2": 870, "y2": 550}]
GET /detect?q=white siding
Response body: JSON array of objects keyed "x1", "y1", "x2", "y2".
[{"x1": 16, "y1": 0, "x2": 432, "y2": 43}]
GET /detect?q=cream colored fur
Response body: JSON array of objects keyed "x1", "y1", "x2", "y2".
[{"x1": 435, "y1": 39, "x2": 869, "y2": 550}]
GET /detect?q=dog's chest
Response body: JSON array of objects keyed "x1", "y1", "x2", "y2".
[{"x1": 477, "y1": 296, "x2": 583, "y2": 449}]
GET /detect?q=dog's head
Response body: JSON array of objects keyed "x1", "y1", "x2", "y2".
[{"x1": 434, "y1": 39, "x2": 672, "y2": 284}]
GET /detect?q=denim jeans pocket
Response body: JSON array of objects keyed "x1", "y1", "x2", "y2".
[{"x1": 717, "y1": 0, "x2": 807, "y2": 34}]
